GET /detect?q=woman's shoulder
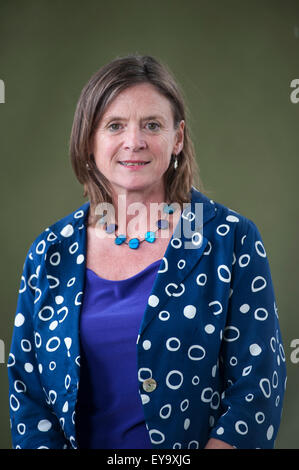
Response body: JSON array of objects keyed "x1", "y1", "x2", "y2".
[
  {"x1": 27, "y1": 200, "x2": 90, "y2": 262},
  {"x1": 190, "y1": 188, "x2": 265, "y2": 258},
  {"x1": 191, "y1": 186, "x2": 257, "y2": 234}
]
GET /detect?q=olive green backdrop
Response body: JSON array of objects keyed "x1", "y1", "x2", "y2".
[{"x1": 0, "y1": 0, "x2": 298, "y2": 449}]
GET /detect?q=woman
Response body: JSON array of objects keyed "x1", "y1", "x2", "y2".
[{"x1": 8, "y1": 54, "x2": 286, "y2": 450}]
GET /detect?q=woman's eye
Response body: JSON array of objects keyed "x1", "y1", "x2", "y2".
[
  {"x1": 108, "y1": 122, "x2": 160, "y2": 132},
  {"x1": 108, "y1": 123, "x2": 121, "y2": 131},
  {"x1": 147, "y1": 122, "x2": 160, "y2": 131}
]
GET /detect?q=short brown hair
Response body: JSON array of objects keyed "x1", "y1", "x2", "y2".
[{"x1": 69, "y1": 54, "x2": 202, "y2": 225}]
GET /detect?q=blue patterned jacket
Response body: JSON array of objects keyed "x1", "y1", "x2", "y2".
[{"x1": 8, "y1": 187, "x2": 286, "y2": 449}]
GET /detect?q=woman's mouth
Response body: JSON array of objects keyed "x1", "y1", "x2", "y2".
[{"x1": 119, "y1": 161, "x2": 150, "y2": 167}]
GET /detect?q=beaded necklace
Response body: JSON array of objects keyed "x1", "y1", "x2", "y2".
[{"x1": 98, "y1": 203, "x2": 176, "y2": 249}]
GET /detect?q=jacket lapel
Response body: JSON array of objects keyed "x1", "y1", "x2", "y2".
[
  {"x1": 43, "y1": 189, "x2": 216, "y2": 376},
  {"x1": 44, "y1": 208, "x2": 88, "y2": 387},
  {"x1": 138, "y1": 188, "x2": 217, "y2": 336}
]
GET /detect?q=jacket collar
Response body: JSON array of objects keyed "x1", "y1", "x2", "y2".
[
  {"x1": 44, "y1": 187, "x2": 217, "y2": 337},
  {"x1": 45, "y1": 186, "x2": 216, "y2": 245},
  {"x1": 138, "y1": 187, "x2": 217, "y2": 334}
]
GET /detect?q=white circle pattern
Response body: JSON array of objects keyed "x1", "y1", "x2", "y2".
[{"x1": 7, "y1": 196, "x2": 286, "y2": 450}]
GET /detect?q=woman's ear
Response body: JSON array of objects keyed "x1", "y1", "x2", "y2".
[{"x1": 174, "y1": 120, "x2": 185, "y2": 154}]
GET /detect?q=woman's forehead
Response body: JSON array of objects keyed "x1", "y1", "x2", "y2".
[{"x1": 101, "y1": 84, "x2": 173, "y2": 121}]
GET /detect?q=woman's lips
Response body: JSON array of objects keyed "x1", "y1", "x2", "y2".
[{"x1": 118, "y1": 161, "x2": 150, "y2": 169}]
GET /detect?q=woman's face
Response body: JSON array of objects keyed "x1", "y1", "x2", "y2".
[{"x1": 90, "y1": 83, "x2": 184, "y2": 198}]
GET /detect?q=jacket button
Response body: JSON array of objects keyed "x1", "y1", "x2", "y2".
[{"x1": 142, "y1": 378, "x2": 157, "y2": 393}]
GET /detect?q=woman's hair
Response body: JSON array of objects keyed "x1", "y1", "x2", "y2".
[{"x1": 69, "y1": 54, "x2": 202, "y2": 225}]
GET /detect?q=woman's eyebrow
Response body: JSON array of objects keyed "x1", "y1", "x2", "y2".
[{"x1": 102, "y1": 115, "x2": 166, "y2": 124}]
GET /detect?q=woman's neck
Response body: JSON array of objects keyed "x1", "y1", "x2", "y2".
[
  {"x1": 111, "y1": 189, "x2": 170, "y2": 239},
  {"x1": 89, "y1": 186, "x2": 181, "y2": 240}
]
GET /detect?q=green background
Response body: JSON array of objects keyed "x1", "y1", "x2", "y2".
[{"x1": 0, "y1": 0, "x2": 298, "y2": 449}]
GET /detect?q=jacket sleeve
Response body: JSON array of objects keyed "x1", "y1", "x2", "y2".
[
  {"x1": 8, "y1": 245, "x2": 68, "y2": 449},
  {"x1": 209, "y1": 218, "x2": 287, "y2": 449}
]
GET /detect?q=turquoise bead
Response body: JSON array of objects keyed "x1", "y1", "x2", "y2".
[
  {"x1": 163, "y1": 204, "x2": 174, "y2": 214},
  {"x1": 145, "y1": 231, "x2": 156, "y2": 243},
  {"x1": 128, "y1": 238, "x2": 140, "y2": 249},
  {"x1": 157, "y1": 219, "x2": 169, "y2": 230},
  {"x1": 115, "y1": 234, "x2": 126, "y2": 245}
]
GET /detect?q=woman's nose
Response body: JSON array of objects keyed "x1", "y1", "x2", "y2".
[{"x1": 123, "y1": 126, "x2": 147, "y2": 151}]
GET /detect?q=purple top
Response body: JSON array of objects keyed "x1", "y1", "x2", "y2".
[{"x1": 75, "y1": 259, "x2": 162, "y2": 449}]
